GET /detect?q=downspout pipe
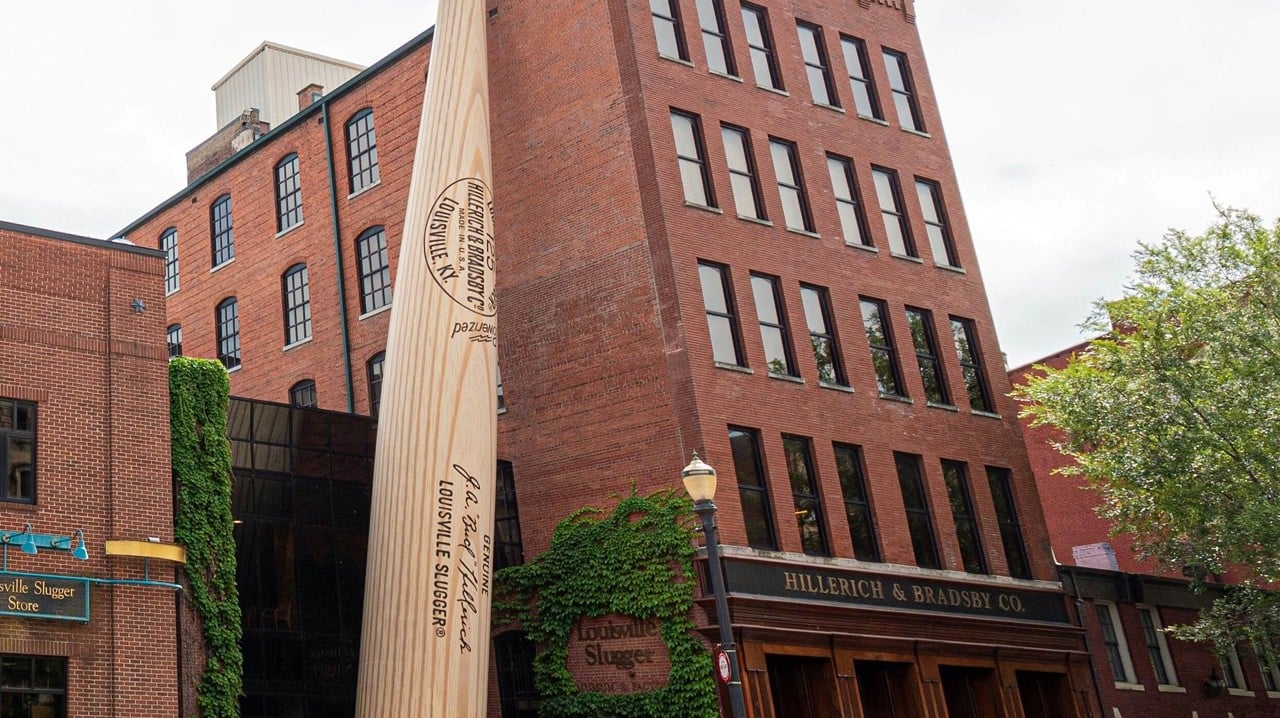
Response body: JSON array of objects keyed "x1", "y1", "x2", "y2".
[{"x1": 322, "y1": 101, "x2": 357, "y2": 413}]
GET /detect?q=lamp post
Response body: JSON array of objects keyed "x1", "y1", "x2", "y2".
[{"x1": 682, "y1": 452, "x2": 748, "y2": 718}]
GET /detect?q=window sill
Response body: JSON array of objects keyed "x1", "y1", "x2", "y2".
[
  {"x1": 276, "y1": 221, "x2": 305, "y2": 239},
  {"x1": 889, "y1": 252, "x2": 923, "y2": 264},
  {"x1": 497, "y1": 406, "x2": 507, "y2": 415},
  {"x1": 1267, "y1": 690, "x2": 1280, "y2": 699},
  {"x1": 756, "y1": 84, "x2": 788, "y2": 97},
  {"x1": 737, "y1": 214, "x2": 772, "y2": 227},
  {"x1": 936, "y1": 263, "x2": 965, "y2": 274},
  {"x1": 359, "y1": 304, "x2": 392, "y2": 320},
  {"x1": 819, "y1": 381, "x2": 853, "y2": 394},
  {"x1": 846, "y1": 242, "x2": 878, "y2": 254},
  {"x1": 348, "y1": 180, "x2": 381, "y2": 201},
  {"x1": 971, "y1": 410, "x2": 1003, "y2": 420},
  {"x1": 165, "y1": 287, "x2": 179, "y2": 297},
  {"x1": 2, "y1": 501, "x2": 38, "y2": 512},
  {"x1": 786, "y1": 227, "x2": 820, "y2": 240},
  {"x1": 901, "y1": 126, "x2": 931, "y2": 139},
  {"x1": 658, "y1": 54, "x2": 694, "y2": 67},
  {"x1": 926, "y1": 401, "x2": 958, "y2": 412},
  {"x1": 226, "y1": 364, "x2": 242, "y2": 374},
  {"x1": 768, "y1": 372, "x2": 803, "y2": 384},
  {"x1": 709, "y1": 70, "x2": 743, "y2": 83},
  {"x1": 1156, "y1": 685, "x2": 1186, "y2": 694},
  {"x1": 1229, "y1": 688, "x2": 1256, "y2": 697},
  {"x1": 858, "y1": 114, "x2": 889, "y2": 126},
  {"x1": 813, "y1": 102, "x2": 845, "y2": 115},
  {"x1": 1114, "y1": 682, "x2": 1145, "y2": 692},
  {"x1": 685, "y1": 201, "x2": 723, "y2": 215},
  {"x1": 283, "y1": 337, "x2": 314, "y2": 352},
  {"x1": 211, "y1": 258, "x2": 235, "y2": 273},
  {"x1": 879, "y1": 392, "x2": 913, "y2": 404},
  {"x1": 714, "y1": 362, "x2": 753, "y2": 375}
]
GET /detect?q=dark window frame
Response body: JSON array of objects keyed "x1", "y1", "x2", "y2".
[
  {"x1": 782, "y1": 434, "x2": 829, "y2": 556},
  {"x1": 1095, "y1": 601, "x2": 1134, "y2": 683},
  {"x1": 741, "y1": 3, "x2": 783, "y2": 91},
  {"x1": 833, "y1": 442, "x2": 880, "y2": 562},
  {"x1": 861, "y1": 297, "x2": 905, "y2": 398},
  {"x1": 167, "y1": 323, "x2": 183, "y2": 359},
  {"x1": 905, "y1": 307, "x2": 949, "y2": 405},
  {"x1": 986, "y1": 466, "x2": 1032, "y2": 579},
  {"x1": 840, "y1": 35, "x2": 882, "y2": 119},
  {"x1": 695, "y1": 0, "x2": 736, "y2": 76},
  {"x1": 494, "y1": 461, "x2": 525, "y2": 571},
  {"x1": 721, "y1": 124, "x2": 766, "y2": 220},
  {"x1": 210, "y1": 194, "x2": 234, "y2": 267},
  {"x1": 729, "y1": 426, "x2": 778, "y2": 551},
  {"x1": 160, "y1": 226, "x2": 179, "y2": 294},
  {"x1": 698, "y1": 261, "x2": 746, "y2": 367},
  {"x1": 216, "y1": 297, "x2": 241, "y2": 370},
  {"x1": 895, "y1": 452, "x2": 940, "y2": 570},
  {"x1": 651, "y1": 0, "x2": 689, "y2": 61},
  {"x1": 915, "y1": 178, "x2": 959, "y2": 268},
  {"x1": 282, "y1": 263, "x2": 312, "y2": 346},
  {"x1": 882, "y1": 48, "x2": 924, "y2": 132},
  {"x1": 275, "y1": 153, "x2": 304, "y2": 232},
  {"x1": 671, "y1": 110, "x2": 716, "y2": 208},
  {"x1": 346, "y1": 108, "x2": 381, "y2": 195},
  {"x1": 367, "y1": 352, "x2": 385, "y2": 419},
  {"x1": 950, "y1": 317, "x2": 994, "y2": 413},
  {"x1": 871, "y1": 166, "x2": 915, "y2": 257},
  {"x1": 0, "y1": 400, "x2": 37, "y2": 504},
  {"x1": 1136, "y1": 606, "x2": 1176, "y2": 686},
  {"x1": 941, "y1": 460, "x2": 987, "y2": 574},
  {"x1": 797, "y1": 21, "x2": 839, "y2": 108},
  {"x1": 769, "y1": 137, "x2": 814, "y2": 233},
  {"x1": 357, "y1": 226, "x2": 392, "y2": 314},
  {"x1": 494, "y1": 630, "x2": 540, "y2": 717},
  {"x1": 751, "y1": 273, "x2": 796, "y2": 377},
  {"x1": 289, "y1": 380, "x2": 317, "y2": 409},
  {"x1": 826, "y1": 154, "x2": 871, "y2": 248},
  {"x1": 800, "y1": 284, "x2": 846, "y2": 387},
  {"x1": 0, "y1": 655, "x2": 66, "y2": 717}
]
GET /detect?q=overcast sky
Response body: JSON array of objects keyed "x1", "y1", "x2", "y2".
[{"x1": 3, "y1": 1, "x2": 1277, "y2": 367}]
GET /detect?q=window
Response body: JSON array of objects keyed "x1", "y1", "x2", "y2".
[
  {"x1": 950, "y1": 317, "x2": 993, "y2": 413},
  {"x1": 872, "y1": 167, "x2": 914, "y2": 257},
  {"x1": 751, "y1": 274, "x2": 795, "y2": 376},
  {"x1": 357, "y1": 226, "x2": 392, "y2": 314},
  {"x1": 210, "y1": 194, "x2": 234, "y2": 267},
  {"x1": 494, "y1": 461, "x2": 525, "y2": 570},
  {"x1": 497, "y1": 363, "x2": 505, "y2": 412},
  {"x1": 729, "y1": 426, "x2": 777, "y2": 550},
  {"x1": 695, "y1": 0, "x2": 735, "y2": 75},
  {"x1": 797, "y1": 22, "x2": 837, "y2": 107},
  {"x1": 0, "y1": 400, "x2": 36, "y2": 504},
  {"x1": 1255, "y1": 640, "x2": 1279, "y2": 692},
  {"x1": 160, "y1": 227, "x2": 179, "y2": 294},
  {"x1": 855, "y1": 661, "x2": 920, "y2": 718},
  {"x1": 861, "y1": 298, "x2": 904, "y2": 397},
  {"x1": 905, "y1": 308, "x2": 948, "y2": 405},
  {"x1": 494, "y1": 631, "x2": 540, "y2": 718},
  {"x1": 671, "y1": 111, "x2": 715, "y2": 207},
  {"x1": 216, "y1": 297, "x2": 241, "y2": 370},
  {"x1": 916, "y1": 179, "x2": 958, "y2": 267},
  {"x1": 941, "y1": 460, "x2": 986, "y2": 574},
  {"x1": 698, "y1": 262, "x2": 745, "y2": 366},
  {"x1": 0, "y1": 655, "x2": 65, "y2": 716},
  {"x1": 827, "y1": 154, "x2": 870, "y2": 247},
  {"x1": 1095, "y1": 601, "x2": 1137, "y2": 684},
  {"x1": 167, "y1": 324, "x2": 183, "y2": 359},
  {"x1": 1221, "y1": 644, "x2": 1248, "y2": 691},
  {"x1": 769, "y1": 138, "x2": 813, "y2": 233},
  {"x1": 840, "y1": 36, "x2": 881, "y2": 119},
  {"x1": 721, "y1": 125, "x2": 766, "y2": 220},
  {"x1": 741, "y1": 4, "x2": 782, "y2": 91},
  {"x1": 290, "y1": 380, "x2": 317, "y2": 409},
  {"x1": 282, "y1": 263, "x2": 312, "y2": 346},
  {"x1": 883, "y1": 49, "x2": 924, "y2": 132},
  {"x1": 986, "y1": 466, "x2": 1031, "y2": 578},
  {"x1": 367, "y1": 352, "x2": 385, "y2": 418},
  {"x1": 1137, "y1": 606, "x2": 1178, "y2": 686},
  {"x1": 783, "y1": 435, "x2": 827, "y2": 556},
  {"x1": 833, "y1": 443, "x2": 879, "y2": 562},
  {"x1": 651, "y1": 0, "x2": 687, "y2": 60},
  {"x1": 800, "y1": 284, "x2": 845, "y2": 386},
  {"x1": 894, "y1": 453, "x2": 939, "y2": 569},
  {"x1": 275, "y1": 153, "x2": 303, "y2": 232},
  {"x1": 346, "y1": 108, "x2": 381, "y2": 194}
]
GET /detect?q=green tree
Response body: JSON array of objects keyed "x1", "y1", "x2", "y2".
[{"x1": 1013, "y1": 207, "x2": 1280, "y2": 654}]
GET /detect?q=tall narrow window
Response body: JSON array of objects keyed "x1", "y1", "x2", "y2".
[
  {"x1": 800, "y1": 284, "x2": 845, "y2": 386},
  {"x1": 941, "y1": 460, "x2": 986, "y2": 574},
  {"x1": 882, "y1": 49, "x2": 924, "y2": 132},
  {"x1": 210, "y1": 194, "x2": 234, "y2": 267},
  {"x1": 741, "y1": 4, "x2": 782, "y2": 91},
  {"x1": 1255, "y1": 641, "x2": 1279, "y2": 692},
  {"x1": 751, "y1": 273, "x2": 795, "y2": 376},
  {"x1": 861, "y1": 298, "x2": 904, "y2": 397},
  {"x1": 827, "y1": 155, "x2": 869, "y2": 247},
  {"x1": 497, "y1": 363, "x2": 506, "y2": 412},
  {"x1": 494, "y1": 461, "x2": 525, "y2": 570},
  {"x1": 651, "y1": 0, "x2": 688, "y2": 60},
  {"x1": 346, "y1": 108, "x2": 381, "y2": 194},
  {"x1": 0, "y1": 400, "x2": 36, "y2": 503},
  {"x1": 357, "y1": 226, "x2": 392, "y2": 314},
  {"x1": 671, "y1": 111, "x2": 715, "y2": 207},
  {"x1": 833, "y1": 443, "x2": 879, "y2": 562},
  {"x1": 1096, "y1": 602, "x2": 1137, "y2": 684},
  {"x1": 290, "y1": 380, "x2": 317, "y2": 408},
  {"x1": 769, "y1": 139, "x2": 813, "y2": 232},
  {"x1": 840, "y1": 36, "x2": 881, "y2": 119},
  {"x1": 698, "y1": 262, "x2": 745, "y2": 367},
  {"x1": 871, "y1": 167, "x2": 914, "y2": 256},
  {"x1": 721, "y1": 125, "x2": 765, "y2": 220},
  {"x1": 950, "y1": 317, "x2": 993, "y2": 413},
  {"x1": 275, "y1": 153, "x2": 304, "y2": 232},
  {"x1": 986, "y1": 466, "x2": 1031, "y2": 578},
  {"x1": 1137, "y1": 606, "x2": 1178, "y2": 687},
  {"x1": 167, "y1": 324, "x2": 183, "y2": 359},
  {"x1": 915, "y1": 179, "x2": 958, "y2": 267},
  {"x1": 695, "y1": 0, "x2": 735, "y2": 75},
  {"x1": 282, "y1": 263, "x2": 312, "y2": 346},
  {"x1": 160, "y1": 227, "x2": 179, "y2": 294},
  {"x1": 216, "y1": 297, "x2": 241, "y2": 370},
  {"x1": 797, "y1": 22, "x2": 837, "y2": 107},
  {"x1": 783, "y1": 435, "x2": 828, "y2": 556},
  {"x1": 494, "y1": 631, "x2": 540, "y2": 718},
  {"x1": 1221, "y1": 644, "x2": 1248, "y2": 690},
  {"x1": 905, "y1": 308, "x2": 948, "y2": 405},
  {"x1": 895, "y1": 453, "x2": 939, "y2": 569},
  {"x1": 367, "y1": 352, "x2": 385, "y2": 419},
  {"x1": 729, "y1": 426, "x2": 777, "y2": 550}
]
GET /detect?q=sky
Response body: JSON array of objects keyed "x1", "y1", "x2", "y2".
[{"x1": 3, "y1": 1, "x2": 1278, "y2": 368}]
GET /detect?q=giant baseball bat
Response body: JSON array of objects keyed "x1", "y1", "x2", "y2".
[{"x1": 355, "y1": 0, "x2": 497, "y2": 714}]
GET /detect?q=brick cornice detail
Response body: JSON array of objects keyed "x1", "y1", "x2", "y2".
[
  {"x1": 0, "y1": 324, "x2": 166, "y2": 361},
  {"x1": 858, "y1": 0, "x2": 917, "y2": 24}
]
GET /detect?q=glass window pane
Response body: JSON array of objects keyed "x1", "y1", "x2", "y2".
[
  {"x1": 680, "y1": 160, "x2": 709, "y2": 205},
  {"x1": 698, "y1": 264, "x2": 728, "y2": 313},
  {"x1": 707, "y1": 316, "x2": 737, "y2": 364},
  {"x1": 751, "y1": 276, "x2": 779, "y2": 322}
]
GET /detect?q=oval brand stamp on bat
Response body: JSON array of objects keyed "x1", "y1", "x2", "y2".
[{"x1": 424, "y1": 178, "x2": 497, "y2": 334}]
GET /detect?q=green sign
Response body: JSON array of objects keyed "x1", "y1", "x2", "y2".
[{"x1": 0, "y1": 573, "x2": 90, "y2": 622}]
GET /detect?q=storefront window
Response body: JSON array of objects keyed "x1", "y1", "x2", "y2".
[{"x1": 0, "y1": 655, "x2": 65, "y2": 718}]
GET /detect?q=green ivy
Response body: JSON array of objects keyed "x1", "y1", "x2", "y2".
[
  {"x1": 170, "y1": 358, "x2": 243, "y2": 718},
  {"x1": 495, "y1": 490, "x2": 717, "y2": 717}
]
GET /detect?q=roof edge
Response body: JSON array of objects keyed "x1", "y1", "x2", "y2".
[
  {"x1": 211, "y1": 40, "x2": 366, "y2": 91},
  {"x1": 0, "y1": 219, "x2": 164, "y2": 258}
]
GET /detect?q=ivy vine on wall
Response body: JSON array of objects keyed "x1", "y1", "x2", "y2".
[
  {"x1": 170, "y1": 357, "x2": 243, "y2": 718},
  {"x1": 495, "y1": 489, "x2": 718, "y2": 717}
]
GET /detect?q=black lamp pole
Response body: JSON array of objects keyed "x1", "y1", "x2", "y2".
[{"x1": 691, "y1": 499, "x2": 748, "y2": 718}]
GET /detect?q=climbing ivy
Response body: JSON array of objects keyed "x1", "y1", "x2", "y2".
[
  {"x1": 495, "y1": 489, "x2": 717, "y2": 717},
  {"x1": 170, "y1": 357, "x2": 242, "y2": 718}
]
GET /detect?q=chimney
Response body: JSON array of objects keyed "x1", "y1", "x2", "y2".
[{"x1": 298, "y1": 83, "x2": 325, "y2": 111}]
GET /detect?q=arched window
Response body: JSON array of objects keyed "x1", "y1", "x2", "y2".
[
  {"x1": 346, "y1": 108, "x2": 380, "y2": 194},
  {"x1": 210, "y1": 194, "x2": 234, "y2": 267},
  {"x1": 281, "y1": 263, "x2": 312, "y2": 346},
  {"x1": 289, "y1": 380, "x2": 317, "y2": 409},
  {"x1": 160, "y1": 227, "x2": 179, "y2": 294},
  {"x1": 356, "y1": 227, "x2": 391, "y2": 313},
  {"x1": 215, "y1": 297, "x2": 241, "y2": 369},
  {"x1": 367, "y1": 352, "x2": 385, "y2": 418},
  {"x1": 275, "y1": 153, "x2": 303, "y2": 232}
]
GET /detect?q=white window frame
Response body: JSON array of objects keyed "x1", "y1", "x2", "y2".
[
  {"x1": 1096, "y1": 601, "x2": 1141, "y2": 689},
  {"x1": 1222, "y1": 643, "x2": 1253, "y2": 696},
  {"x1": 1254, "y1": 641, "x2": 1280, "y2": 696},
  {"x1": 1136, "y1": 605, "x2": 1180, "y2": 690}
]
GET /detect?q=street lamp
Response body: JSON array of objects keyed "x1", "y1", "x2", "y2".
[{"x1": 682, "y1": 452, "x2": 748, "y2": 718}]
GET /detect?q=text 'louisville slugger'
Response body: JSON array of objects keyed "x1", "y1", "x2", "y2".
[{"x1": 355, "y1": 0, "x2": 497, "y2": 715}]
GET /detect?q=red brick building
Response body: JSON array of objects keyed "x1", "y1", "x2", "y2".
[
  {"x1": 0, "y1": 221, "x2": 177, "y2": 717},
  {"x1": 121, "y1": 0, "x2": 1098, "y2": 715},
  {"x1": 1012, "y1": 345, "x2": 1280, "y2": 718}
]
